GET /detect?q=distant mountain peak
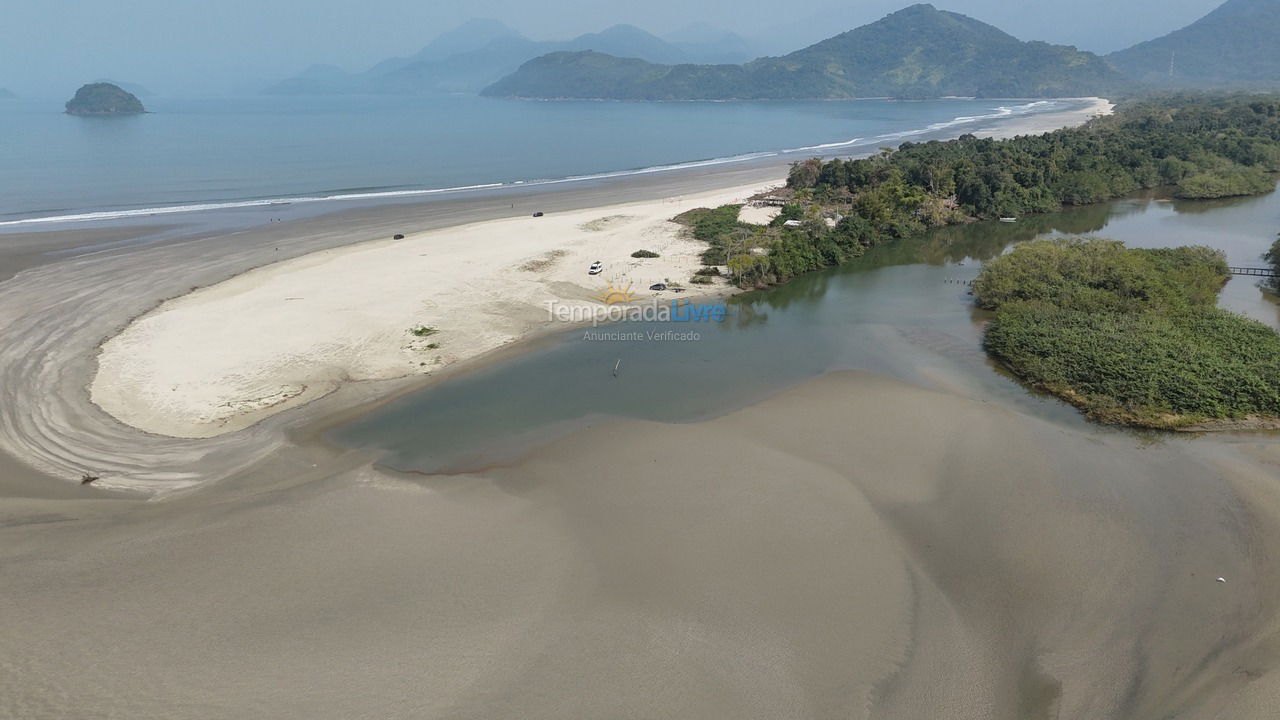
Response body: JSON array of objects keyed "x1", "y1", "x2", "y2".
[
  {"x1": 411, "y1": 18, "x2": 525, "y2": 63},
  {"x1": 1108, "y1": 0, "x2": 1280, "y2": 87}
]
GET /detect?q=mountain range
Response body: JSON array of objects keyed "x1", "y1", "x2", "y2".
[
  {"x1": 266, "y1": 19, "x2": 759, "y2": 95},
  {"x1": 1106, "y1": 0, "x2": 1280, "y2": 88},
  {"x1": 267, "y1": 0, "x2": 1280, "y2": 101},
  {"x1": 484, "y1": 5, "x2": 1130, "y2": 100}
]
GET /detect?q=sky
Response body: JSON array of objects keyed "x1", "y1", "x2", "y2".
[{"x1": 1, "y1": 0, "x2": 1228, "y2": 97}]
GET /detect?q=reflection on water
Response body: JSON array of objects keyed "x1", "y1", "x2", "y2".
[{"x1": 332, "y1": 190, "x2": 1280, "y2": 473}]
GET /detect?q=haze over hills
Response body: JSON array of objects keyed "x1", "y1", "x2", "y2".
[
  {"x1": 664, "y1": 22, "x2": 762, "y2": 64},
  {"x1": 483, "y1": 4, "x2": 1130, "y2": 100},
  {"x1": 1107, "y1": 0, "x2": 1280, "y2": 88},
  {"x1": 0, "y1": 88, "x2": 15, "y2": 99},
  {"x1": 266, "y1": 19, "x2": 756, "y2": 95}
]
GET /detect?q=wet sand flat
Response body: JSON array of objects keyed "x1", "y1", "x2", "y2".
[{"x1": 2, "y1": 372, "x2": 1277, "y2": 719}]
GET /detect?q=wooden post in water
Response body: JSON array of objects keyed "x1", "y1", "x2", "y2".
[{"x1": 613, "y1": 358, "x2": 621, "y2": 378}]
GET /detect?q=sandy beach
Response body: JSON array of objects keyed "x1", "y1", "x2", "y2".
[
  {"x1": 83, "y1": 97, "x2": 1113, "y2": 446},
  {"x1": 90, "y1": 183, "x2": 759, "y2": 438}
]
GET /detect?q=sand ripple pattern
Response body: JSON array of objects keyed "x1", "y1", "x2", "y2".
[{"x1": 0, "y1": 223, "x2": 378, "y2": 492}]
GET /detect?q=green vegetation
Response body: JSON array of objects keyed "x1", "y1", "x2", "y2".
[
  {"x1": 1175, "y1": 166, "x2": 1276, "y2": 199},
  {"x1": 679, "y1": 96, "x2": 1280, "y2": 290},
  {"x1": 1266, "y1": 235, "x2": 1280, "y2": 291},
  {"x1": 631, "y1": 249, "x2": 660, "y2": 258},
  {"x1": 483, "y1": 4, "x2": 1127, "y2": 100},
  {"x1": 974, "y1": 237, "x2": 1280, "y2": 429},
  {"x1": 64, "y1": 83, "x2": 145, "y2": 116},
  {"x1": 410, "y1": 325, "x2": 438, "y2": 338},
  {"x1": 1107, "y1": 0, "x2": 1280, "y2": 90}
]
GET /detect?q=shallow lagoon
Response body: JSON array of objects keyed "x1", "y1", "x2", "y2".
[{"x1": 333, "y1": 190, "x2": 1280, "y2": 473}]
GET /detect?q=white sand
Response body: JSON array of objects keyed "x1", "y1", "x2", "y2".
[
  {"x1": 738, "y1": 204, "x2": 782, "y2": 225},
  {"x1": 91, "y1": 184, "x2": 759, "y2": 438}
]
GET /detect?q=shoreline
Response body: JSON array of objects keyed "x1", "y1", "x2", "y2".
[
  {"x1": 0, "y1": 97, "x2": 1103, "y2": 231},
  {"x1": 0, "y1": 96, "x2": 1111, "y2": 493}
]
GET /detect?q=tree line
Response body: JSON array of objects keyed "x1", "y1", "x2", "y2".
[{"x1": 695, "y1": 95, "x2": 1280, "y2": 288}]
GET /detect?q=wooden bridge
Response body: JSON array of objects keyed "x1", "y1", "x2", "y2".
[{"x1": 1229, "y1": 266, "x2": 1278, "y2": 278}]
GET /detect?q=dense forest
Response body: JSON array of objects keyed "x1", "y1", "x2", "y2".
[
  {"x1": 973, "y1": 238, "x2": 1280, "y2": 428},
  {"x1": 687, "y1": 95, "x2": 1280, "y2": 288}
]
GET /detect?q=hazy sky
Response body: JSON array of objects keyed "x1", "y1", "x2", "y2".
[{"x1": 2, "y1": 0, "x2": 1227, "y2": 97}]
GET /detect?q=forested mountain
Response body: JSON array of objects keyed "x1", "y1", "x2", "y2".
[
  {"x1": 1107, "y1": 0, "x2": 1280, "y2": 88},
  {"x1": 483, "y1": 4, "x2": 1130, "y2": 100}
]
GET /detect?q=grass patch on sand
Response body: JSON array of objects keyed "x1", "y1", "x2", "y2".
[{"x1": 579, "y1": 215, "x2": 634, "y2": 232}]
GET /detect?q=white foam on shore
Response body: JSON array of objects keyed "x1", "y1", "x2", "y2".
[{"x1": 0, "y1": 99, "x2": 1080, "y2": 228}]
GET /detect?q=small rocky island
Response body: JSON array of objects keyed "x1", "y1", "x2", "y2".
[{"x1": 64, "y1": 82, "x2": 145, "y2": 116}]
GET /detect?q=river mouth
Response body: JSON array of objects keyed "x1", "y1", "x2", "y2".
[{"x1": 330, "y1": 188, "x2": 1280, "y2": 474}]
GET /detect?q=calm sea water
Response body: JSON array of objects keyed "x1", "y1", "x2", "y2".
[
  {"x1": 332, "y1": 190, "x2": 1280, "y2": 473},
  {"x1": 0, "y1": 95, "x2": 1071, "y2": 225}
]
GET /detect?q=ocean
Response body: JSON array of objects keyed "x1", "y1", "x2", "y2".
[{"x1": 0, "y1": 94, "x2": 1074, "y2": 227}]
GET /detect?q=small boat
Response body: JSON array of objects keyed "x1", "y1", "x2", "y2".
[
  {"x1": 999, "y1": 217, "x2": 1017, "y2": 223},
  {"x1": 532, "y1": 211, "x2": 545, "y2": 218},
  {"x1": 392, "y1": 233, "x2": 405, "y2": 240},
  {"x1": 588, "y1": 261, "x2": 604, "y2": 275}
]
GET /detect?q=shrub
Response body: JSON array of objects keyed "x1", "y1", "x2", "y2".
[
  {"x1": 410, "y1": 325, "x2": 438, "y2": 337},
  {"x1": 1174, "y1": 166, "x2": 1275, "y2": 199},
  {"x1": 1265, "y1": 236, "x2": 1280, "y2": 291},
  {"x1": 975, "y1": 237, "x2": 1279, "y2": 428},
  {"x1": 631, "y1": 249, "x2": 659, "y2": 258}
]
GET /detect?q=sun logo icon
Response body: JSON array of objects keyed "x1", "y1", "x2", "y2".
[{"x1": 593, "y1": 279, "x2": 638, "y2": 305}]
